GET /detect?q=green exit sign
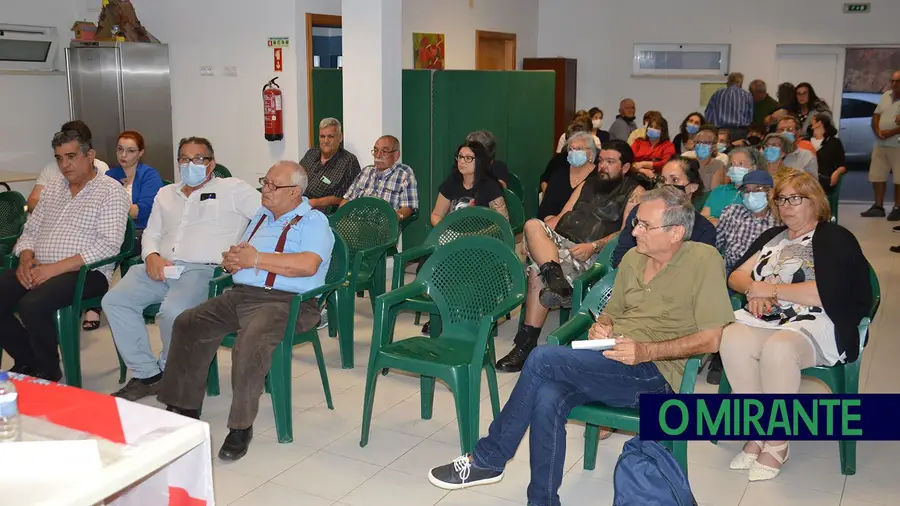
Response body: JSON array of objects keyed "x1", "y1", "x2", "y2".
[{"x1": 843, "y1": 3, "x2": 870, "y2": 13}]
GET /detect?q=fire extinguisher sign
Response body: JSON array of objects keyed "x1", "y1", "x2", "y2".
[{"x1": 273, "y1": 48, "x2": 283, "y2": 72}]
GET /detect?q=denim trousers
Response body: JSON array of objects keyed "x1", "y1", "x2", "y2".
[
  {"x1": 101, "y1": 261, "x2": 217, "y2": 379},
  {"x1": 474, "y1": 345, "x2": 671, "y2": 506}
]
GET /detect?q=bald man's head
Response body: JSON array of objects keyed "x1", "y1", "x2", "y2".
[
  {"x1": 619, "y1": 98, "x2": 636, "y2": 119},
  {"x1": 261, "y1": 160, "x2": 306, "y2": 215}
]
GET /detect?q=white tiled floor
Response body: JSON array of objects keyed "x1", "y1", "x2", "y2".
[{"x1": 6, "y1": 203, "x2": 899, "y2": 505}]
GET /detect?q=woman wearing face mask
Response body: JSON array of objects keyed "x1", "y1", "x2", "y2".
[
  {"x1": 808, "y1": 112, "x2": 847, "y2": 195},
  {"x1": 539, "y1": 128, "x2": 599, "y2": 221},
  {"x1": 702, "y1": 147, "x2": 766, "y2": 226},
  {"x1": 431, "y1": 141, "x2": 508, "y2": 226},
  {"x1": 759, "y1": 132, "x2": 801, "y2": 179},
  {"x1": 672, "y1": 112, "x2": 705, "y2": 154},
  {"x1": 630, "y1": 115, "x2": 675, "y2": 179},
  {"x1": 555, "y1": 110, "x2": 602, "y2": 153},
  {"x1": 717, "y1": 129, "x2": 733, "y2": 154},
  {"x1": 588, "y1": 107, "x2": 610, "y2": 144}
]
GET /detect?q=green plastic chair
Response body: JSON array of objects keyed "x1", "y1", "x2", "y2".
[
  {"x1": 203, "y1": 230, "x2": 348, "y2": 443},
  {"x1": 716, "y1": 265, "x2": 880, "y2": 475},
  {"x1": 506, "y1": 172, "x2": 525, "y2": 203},
  {"x1": 693, "y1": 191, "x2": 711, "y2": 212},
  {"x1": 391, "y1": 206, "x2": 515, "y2": 329},
  {"x1": 212, "y1": 164, "x2": 232, "y2": 178},
  {"x1": 361, "y1": 236, "x2": 526, "y2": 453},
  {"x1": 0, "y1": 191, "x2": 27, "y2": 261},
  {"x1": 828, "y1": 172, "x2": 846, "y2": 223},
  {"x1": 546, "y1": 269, "x2": 705, "y2": 476},
  {"x1": 503, "y1": 188, "x2": 525, "y2": 235},
  {"x1": 329, "y1": 197, "x2": 400, "y2": 368}
]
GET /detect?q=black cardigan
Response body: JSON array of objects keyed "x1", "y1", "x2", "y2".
[{"x1": 733, "y1": 221, "x2": 873, "y2": 363}]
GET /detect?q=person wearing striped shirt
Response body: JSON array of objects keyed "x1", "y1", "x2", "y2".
[
  {"x1": 340, "y1": 135, "x2": 419, "y2": 221},
  {"x1": 705, "y1": 73, "x2": 754, "y2": 140}
]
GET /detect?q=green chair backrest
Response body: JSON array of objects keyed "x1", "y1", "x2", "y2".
[
  {"x1": 162, "y1": 179, "x2": 174, "y2": 186},
  {"x1": 121, "y1": 218, "x2": 137, "y2": 257},
  {"x1": 428, "y1": 206, "x2": 515, "y2": 250},
  {"x1": 329, "y1": 196, "x2": 399, "y2": 263},
  {"x1": 324, "y1": 230, "x2": 350, "y2": 291},
  {"x1": 503, "y1": 188, "x2": 525, "y2": 233},
  {"x1": 596, "y1": 235, "x2": 619, "y2": 270},
  {"x1": 419, "y1": 236, "x2": 526, "y2": 336},
  {"x1": 506, "y1": 172, "x2": 525, "y2": 202},
  {"x1": 860, "y1": 264, "x2": 881, "y2": 351},
  {"x1": 578, "y1": 269, "x2": 618, "y2": 318},
  {"x1": 0, "y1": 191, "x2": 27, "y2": 240},
  {"x1": 213, "y1": 164, "x2": 232, "y2": 178}
]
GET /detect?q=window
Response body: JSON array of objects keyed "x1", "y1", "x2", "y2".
[
  {"x1": 841, "y1": 98, "x2": 877, "y2": 119},
  {"x1": 632, "y1": 44, "x2": 730, "y2": 77}
]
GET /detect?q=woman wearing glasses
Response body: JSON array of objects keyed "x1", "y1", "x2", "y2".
[
  {"x1": 84, "y1": 131, "x2": 163, "y2": 331},
  {"x1": 720, "y1": 169, "x2": 872, "y2": 482},
  {"x1": 430, "y1": 141, "x2": 508, "y2": 226}
]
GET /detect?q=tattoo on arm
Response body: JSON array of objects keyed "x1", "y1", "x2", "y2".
[{"x1": 489, "y1": 197, "x2": 510, "y2": 220}]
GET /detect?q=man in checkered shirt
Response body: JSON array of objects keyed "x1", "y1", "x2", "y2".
[
  {"x1": 339, "y1": 135, "x2": 419, "y2": 221},
  {"x1": 300, "y1": 117, "x2": 361, "y2": 210},
  {"x1": 0, "y1": 129, "x2": 129, "y2": 381}
]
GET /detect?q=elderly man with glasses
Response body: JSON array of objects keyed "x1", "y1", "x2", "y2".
[
  {"x1": 101, "y1": 137, "x2": 260, "y2": 401},
  {"x1": 301, "y1": 117, "x2": 361, "y2": 210},
  {"x1": 158, "y1": 160, "x2": 334, "y2": 462},
  {"x1": 340, "y1": 134, "x2": 419, "y2": 221}
]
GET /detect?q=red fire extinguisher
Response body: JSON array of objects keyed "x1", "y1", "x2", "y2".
[{"x1": 263, "y1": 77, "x2": 283, "y2": 142}]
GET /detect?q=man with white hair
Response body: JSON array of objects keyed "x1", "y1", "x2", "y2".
[
  {"x1": 341, "y1": 134, "x2": 418, "y2": 221},
  {"x1": 301, "y1": 117, "x2": 361, "y2": 210},
  {"x1": 158, "y1": 160, "x2": 335, "y2": 462},
  {"x1": 101, "y1": 137, "x2": 261, "y2": 401}
]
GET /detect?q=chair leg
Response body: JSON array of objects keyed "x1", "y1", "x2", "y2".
[
  {"x1": 429, "y1": 313, "x2": 442, "y2": 338},
  {"x1": 311, "y1": 335, "x2": 334, "y2": 409},
  {"x1": 115, "y1": 347, "x2": 127, "y2": 385},
  {"x1": 414, "y1": 312, "x2": 422, "y2": 325},
  {"x1": 839, "y1": 363, "x2": 858, "y2": 475},
  {"x1": 359, "y1": 362, "x2": 380, "y2": 448},
  {"x1": 559, "y1": 308, "x2": 570, "y2": 324},
  {"x1": 672, "y1": 441, "x2": 689, "y2": 478},
  {"x1": 206, "y1": 354, "x2": 220, "y2": 397},
  {"x1": 420, "y1": 375, "x2": 435, "y2": 420},
  {"x1": 484, "y1": 364, "x2": 501, "y2": 419},
  {"x1": 268, "y1": 340, "x2": 293, "y2": 443},
  {"x1": 337, "y1": 287, "x2": 356, "y2": 369},
  {"x1": 56, "y1": 307, "x2": 82, "y2": 388},
  {"x1": 326, "y1": 293, "x2": 338, "y2": 338},
  {"x1": 452, "y1": 381, "x2": 475, "y2": 454},
  {"x1": 583, "y1": 424, "x2": 600, "y2": 471},
  {"x1": 709, "y1": 370, "x2": 732, "y2": 445}
]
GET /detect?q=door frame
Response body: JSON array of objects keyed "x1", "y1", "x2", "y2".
[
  {"x1": 306, "y1": 13, "x2": 342, "y2": 146},
  {"x1": 475, "y1": 30, "x2": 517, "y2": 70}
]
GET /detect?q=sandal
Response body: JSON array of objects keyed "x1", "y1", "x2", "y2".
[
  {"x1": 82, "y1": 309, "x2": 101, "y2": 331},
  {"x1": 729, "y1": 440, "x2": 764, "y2": 470},
  {"x1": 749, "y1": 441, "x2": 789, "y2": 481}
]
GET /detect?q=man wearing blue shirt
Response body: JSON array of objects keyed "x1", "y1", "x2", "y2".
[
  {"x1": 157, "y1": 160, "x2": 334, "y2": 462},
  {"x1": 705, "y1": 72, "x2": 754, "y2": 141}
]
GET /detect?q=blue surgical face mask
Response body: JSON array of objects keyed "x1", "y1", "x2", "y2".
[
  {"x1": 685, "y1": 124, "x2": 700, "y2": 135},
  {"x1": 646, "y1": 128, "x2": 661, "y2": 140},
  {"x1": 180, "y1": 162, "x2": 209, "y2": 187},
  {"x1": 742, "y1": 191, "x2": 769, "y2": 213},
  {"x1": 695, "y1": 143, "x2": 712, "y2": 160},
  {"x1": 567, "y1": 150, "x2": 589, "y2": 168},
  {"x1": 717, "y1": 143, "x2": 728, "y2": 153},
  {"x1": 726, "y1": 166, "x2": 750, "y2": 186},
  {"x1": 764, "y1": 146, "x2": 782, "y2": 163},
  {"x1": 780, "y1": 131, "x2": 795, "y2": 143}
]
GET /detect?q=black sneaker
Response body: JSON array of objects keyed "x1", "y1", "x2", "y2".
[
  {"x1": 112, "y1": 377, "x2": 162, "y2": 402},
  {"x1": 428, "y1": 454, "x2": 504, "y2": 490},
  {"x1": 888, "y1": 208, "x2": 900, "y2": 222},
  {"x1": 890, "y1": 246, "x2": 900, "y2": 254},
  {"x1": 861, "y1": 205, "x2": 886, "y2": 218},
  {"x1": 706, "y1": 354, "x2": 723, "y2": 385}
]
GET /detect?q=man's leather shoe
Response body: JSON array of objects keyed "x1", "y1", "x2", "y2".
[
  {"x1": 218, "y1": 426, "x2": 253, "y2": 461},
  {"x1": 165, "y1": 405, "x2": 201, "y2": 419},
  {"x1": 496, "y1": 345, "x2": 533, "y2": 373}
]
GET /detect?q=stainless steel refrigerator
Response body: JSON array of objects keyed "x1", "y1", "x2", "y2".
[{"x1": 66, "y1": 41, "x2": 174, "y2": 181}]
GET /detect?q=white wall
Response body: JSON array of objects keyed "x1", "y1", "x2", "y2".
[
  {"x1": 537, "y1": 0, "x2": 900, "y2": 129},
  {"x1": 402, "y1": 0, "x2": 539, "y2": 69},
  {"x1": 0, "y1": 0, "x2": 78, "y2": 193}
]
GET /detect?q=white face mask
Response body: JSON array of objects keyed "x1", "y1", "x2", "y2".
[
  {"x1": 592, "y1": 119, "x2": 603, "y2": 129},
  {"x1": 811, "y1": 137, "x2": 823, "y2": 150}
]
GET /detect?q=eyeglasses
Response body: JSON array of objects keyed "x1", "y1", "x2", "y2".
[
  {"x1": 371, "y1": 148, "x2": 398, "y2": 156},
  {"x1": 177, "y1": 155, "x2": 213, "y2": 165},
  {"x1": 116, "y1": 147, "x2": 140, "y2": 155},
  {"x1": 258, "y1": 177, "x2": 298, "y2": 191},
  {"x1": 773, "y1": 195, "x2": 807, "y2": 207},
  {"x1": 631, "y1": 216, "x2": 672, "y2": 232},
  {"x1": 456, "y1": 154, "x2": 475, "y2": 163}
]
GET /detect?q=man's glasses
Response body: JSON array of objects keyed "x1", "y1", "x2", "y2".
[
  {"x1": 372, "y1": 148, "x2": 398, "y2": 156},
  {"x1": 456, "y1": 154, "x2": 475, "y2": 163},
  {"x1": 773, "y1": 195, "x2": 807, "y2": 207},
  {"x1": 177, "y1": 156, "x2": 212, "y2": 165},
  {"x1": 258, "y1": 177, "x2": 298, "y2": 191},
  {"x1": 631, "y1": 216, "x2": 672, "y2": 232}
]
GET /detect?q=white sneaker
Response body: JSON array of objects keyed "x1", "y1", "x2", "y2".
[{"x1": 317, "y1": 307, "x2": 328, "y2": 330}]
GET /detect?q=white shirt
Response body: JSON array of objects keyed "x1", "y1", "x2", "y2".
[
  {"x1": 783, "y1": 148, "x2": 819, "y2": 177},
  {"x1": 35, "y1": 159, "x2": 110, "y2": 187},
  {"x1": 141, "y1": 177, "x2": 262, "y2": 264},
  {"x1": 875, "y1": 91, "x2": 900, "y2": 146}
]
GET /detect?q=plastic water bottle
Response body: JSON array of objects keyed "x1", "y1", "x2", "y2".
[{"x1": 0, "y1": 371, "x2": 20, "y2": 442}]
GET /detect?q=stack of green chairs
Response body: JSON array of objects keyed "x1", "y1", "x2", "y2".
[
  {"x1": 547, "y1": 269, "x2": 705, "y2": 476},
  {"x1": 204, "y1": 231, "x2": 349, "y2": 443},
  {"x1": 360, "y1": 236, "x2": 526, "y2": 453},
  {"x1": 716, "y1": 265, "x2": 880, "y2": 475},
  {"x1": 328, "y1": 197, "x2": 399, "y2": 368}
]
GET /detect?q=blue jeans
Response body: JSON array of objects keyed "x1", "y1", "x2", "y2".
[
  {"x1": 101, "y1": 261, "x2": 216, "y2": 378},
  {"x1": 474, "y1": 345, "x2": 671, "y2": 506}
]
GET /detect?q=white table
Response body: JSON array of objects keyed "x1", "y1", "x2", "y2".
[{"x1": 0, "y1": 375, "x2": 215, "y2": 505}]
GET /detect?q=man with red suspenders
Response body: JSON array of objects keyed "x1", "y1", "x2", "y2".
[{"x1": 158, "y1": 160, "x2": 335, "y2": 462}]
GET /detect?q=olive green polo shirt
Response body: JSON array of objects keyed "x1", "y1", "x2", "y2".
[{"x1": 602, "y1": 242, "x2": 735, "y2": 392}]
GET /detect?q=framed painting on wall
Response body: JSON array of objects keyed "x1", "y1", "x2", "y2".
[{"x1": 413, "y1": 32, "x2": 445, "y2": 70}]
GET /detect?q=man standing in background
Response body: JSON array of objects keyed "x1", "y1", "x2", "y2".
[
  {"x1": 749, "y1": 79, "x2": 781, "y2": 126},
  {"x1": 705, "y1": 73, "x2": 754, "y2": 141},
  {"x1": 864, "y1": 70, "x2": 900, "y2": 223}
]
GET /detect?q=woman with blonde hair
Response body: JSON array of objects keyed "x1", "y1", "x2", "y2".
[{"x1": 720, "y1": 169, "x2": 872, "y2": 481}]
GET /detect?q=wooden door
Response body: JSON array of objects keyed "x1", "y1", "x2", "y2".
[{"x1": 475, "y1": 30, "x2": 516, "y2": 70}]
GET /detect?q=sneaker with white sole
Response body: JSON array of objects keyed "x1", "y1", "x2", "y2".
[
  {"x1": 428, "y1": 454, "x2": 504, "y2": 490},
  {"x1": 317, "y1": 307, "x2": 328, "y2": 330}
]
